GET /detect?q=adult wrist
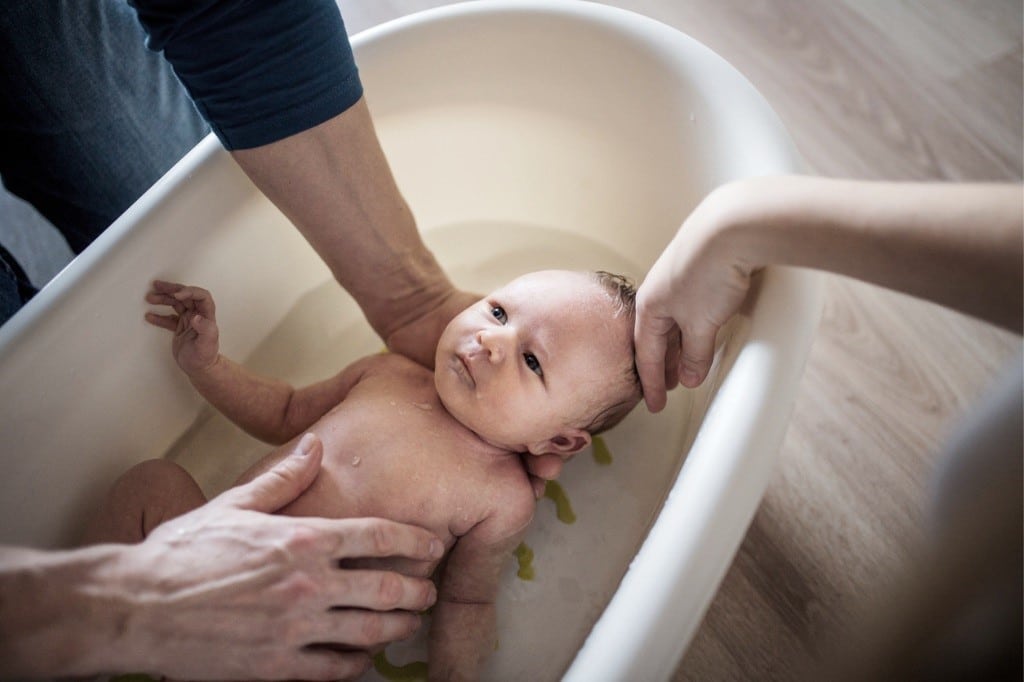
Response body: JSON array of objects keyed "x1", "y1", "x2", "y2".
[
  {"x1": 371, "y1": 262, "x2": 458, "y2": 341},
  {"x1": 689, "y1": 178, "x2": 771, "y2": 278},
  {"x1": 0, "y1": 544, "x2": 139, "y2": 677},
  {"x1": 707, "y1": 175, "x2": 814, "y2": 274}
]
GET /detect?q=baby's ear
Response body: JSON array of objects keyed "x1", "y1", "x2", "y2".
[{"x1": 527, "y1": 428, "x2": 591, "y2": 457}]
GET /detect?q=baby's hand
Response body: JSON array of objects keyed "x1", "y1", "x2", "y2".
[{"x1": 145, "y1": 280, "x2": 220, "y2": 376}]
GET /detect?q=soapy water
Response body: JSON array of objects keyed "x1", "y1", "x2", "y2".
[{"x1": 164, "y1": 221, "x2": 693, "y2": 681}]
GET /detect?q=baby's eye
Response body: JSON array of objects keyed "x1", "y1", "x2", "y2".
[
  {"x1": 491, "y1": 306, "x2": 508, "y2": 324},
  {"x1": 523, "y1": 353, "x2": 543, "y2": 377}
]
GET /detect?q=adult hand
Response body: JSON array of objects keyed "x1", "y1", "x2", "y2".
[
  {"x1": 111, "y1": 433, "x2": 443, "y2": 680},
  {"x1": 635, "y1": 183, "x2": 760, "y2": 411},
  {"x1": 386, "y1": 288, "x2": 480, "y2": 368},
  {"x1": 521, "y1": 453, "x2": 566, "y2": 498}
]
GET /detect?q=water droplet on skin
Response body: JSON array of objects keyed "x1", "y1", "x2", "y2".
[
  {"x1": 351, "y1": 456, "x2": 361, "y2": 467},
  {"x1": 413, "y1": 402, "x2": 432, "y2": 411}
]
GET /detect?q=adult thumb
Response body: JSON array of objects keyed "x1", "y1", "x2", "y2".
[{"x1": 220, "y1": 432, "x2": 324, "y2": 513}]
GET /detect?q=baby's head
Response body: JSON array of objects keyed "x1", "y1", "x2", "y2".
[{"x1": 435, "y1": 269, "x2": 642, "y2": 459}]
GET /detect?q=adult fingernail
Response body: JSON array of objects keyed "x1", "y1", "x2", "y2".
[
  {"x1": 429, "y1": 539, "x2": 444, "y2": 559},
  {"x1": 681, "y1": 368, "x2": 701, "y2": 386},
  {"x1": 297, "y1": 433, "x2": 316, "y2": 456}
]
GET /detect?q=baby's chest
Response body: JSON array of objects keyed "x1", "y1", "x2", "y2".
[{"x1": 293, "y1": 390, "x2": 493, "y2": 538}]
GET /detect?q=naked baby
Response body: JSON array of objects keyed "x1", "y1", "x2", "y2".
[{"x1": 86, "y1": 269, "x2": 641, "y2": 680}]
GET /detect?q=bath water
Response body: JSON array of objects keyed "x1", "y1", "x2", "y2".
[{"x1": 164, "y1": 221, "x2": 693, "y2": 681}]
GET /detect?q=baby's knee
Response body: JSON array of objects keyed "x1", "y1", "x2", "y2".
[
  {"x1": 109, "y1": 459, "x2": 206, "y2": 526},
  {"x1": 84, "y1": 459, "x2": 205, "y2": 544},
  {"x1": 113, "y1": 458, "x2": 197, "y2": 498}
]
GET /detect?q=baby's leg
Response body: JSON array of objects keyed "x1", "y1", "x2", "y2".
[{"x1": 81, "y1": 459, "x2": 207, "y2": 545}]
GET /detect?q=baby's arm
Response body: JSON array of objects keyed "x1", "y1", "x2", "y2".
[
  {"x1": 428, "y1": 490, "x2": 536, "y2": 681},
  {"x1": 146, "y1": 281, "x2": 372, "y2": 444}
]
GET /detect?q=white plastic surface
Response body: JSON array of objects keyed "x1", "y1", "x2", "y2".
[{"x1": 0, "y1": 2, "x2": 821, "y2": 680}]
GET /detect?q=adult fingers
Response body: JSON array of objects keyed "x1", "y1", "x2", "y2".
[
  {"x1": 219, "y1": 433, "x2": 323, "y2": 513},
  {"x1": 522, "y1": 453, "x2": 563, "y2": 487},
  {"x1": 320, "y1": 569, "x2": 437, "y2": 614},
  {"x1": 300, "y1": 649, "x2": 373, "y2": 682},
  {"x1": 268, "y1": 648, "x2": 372, "y2": 682},
  {"x1": 331, "y1": 517, "x2": 444, "y2": 564},
  {"x1": 633, "y1": 306, "x2": 673, "y2": 412},
  {"x1": 678, "y1": 325, "x2": 719, "y2": 388},
  {"x1": 528, "y1": 474, "x2": 546, "y2": 499}
]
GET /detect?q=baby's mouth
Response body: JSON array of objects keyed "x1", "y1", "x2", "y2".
[{"x1": 455, "y1": 352, "x2": 476, "y2": 388}]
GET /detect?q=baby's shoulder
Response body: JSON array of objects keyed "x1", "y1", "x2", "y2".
[
  {"x1": 355, "y1": 351, "x2": 431, "y2": 380},
  {"x1": 480, "y1": 463, "x2": 537, "y2": 536}
]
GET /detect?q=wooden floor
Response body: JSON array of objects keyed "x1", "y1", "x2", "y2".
[
  {"x1": 1, "y1": 1, "x2": 1017, "y2": 679},
  {"x1": 337, "y1": 1, "x2": 1023, "y2": 679}
]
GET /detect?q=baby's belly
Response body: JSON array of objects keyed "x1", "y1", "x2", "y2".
[
  {"x1": 234, "y1": 393, "x2": 475, "y2": 577},
  {"x1": 272, "y1": 470, "x2": 445, "y2": 578}
]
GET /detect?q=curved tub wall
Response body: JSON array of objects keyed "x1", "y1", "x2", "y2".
[
  {"x1": 0, "y1": 2, "x2": 821, "y2": 680},
  {"x1": 0, "y1": 139, "x2": 320, "y2": 547},
  {"x1": 358, "y1": 1, "x2": 803, "y2": 266}
]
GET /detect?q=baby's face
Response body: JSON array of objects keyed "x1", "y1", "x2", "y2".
[{"x1": 435, "y1": 270, "x2": 634, "y2": 456}]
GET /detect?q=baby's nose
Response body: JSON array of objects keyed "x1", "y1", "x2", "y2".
[{"x1": 477, "y1": 327, "x2": 511, "y2": 363}]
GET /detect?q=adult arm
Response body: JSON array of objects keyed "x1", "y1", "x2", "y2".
[
  {"x1": 635, "y1": 176, "x2": 1023, "y2": 410},
  {"x1": 128, "y1": 0, "x2": 474, "y2": 367},
  {"x1": 0, "y1": 434, "x2": 443, "y2": 680},
  {"x1": 230, "y1": 98, "x2": 475, "y2": 367}
]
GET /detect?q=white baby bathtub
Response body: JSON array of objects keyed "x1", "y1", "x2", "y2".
[{"x1": 0, "y1": 2, "x2": 821, "y2": 680}]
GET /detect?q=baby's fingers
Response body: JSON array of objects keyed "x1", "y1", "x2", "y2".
[
  {"x1": 145, "y1": 311, "x2": 179, "y2": 331},
  {"x1": 190, "y1": 313, "x2": 218, "y2": 336},
  {"x1": 145, "y1": 291, "x2": 187, "y2": 314},
  {"x1": 172, "y1": 285, "x2": 216, "y2": 319},
  {"x1": 151, "y1": 279, "x2": 186, "y2": 295}
]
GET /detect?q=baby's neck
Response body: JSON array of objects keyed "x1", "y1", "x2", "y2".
[{"x1": 433, "y1": 395, "x2": 524, "y2": 462}]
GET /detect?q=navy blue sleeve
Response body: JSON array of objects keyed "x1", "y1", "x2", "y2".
[{"x1": 128, "y1": 0, "x2": 363, "y2": 150}]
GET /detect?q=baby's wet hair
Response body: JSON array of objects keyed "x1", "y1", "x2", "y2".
[
  {"x1": 592, "y1": 270, "x2": 638, "y2": 319},
  {"x1": 583, "y1": 270, "x2": 643, "y2": 435}
]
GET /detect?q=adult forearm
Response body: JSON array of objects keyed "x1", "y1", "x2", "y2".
[
  {"x1": 0, "y1": 545, "x2": 132, "y2": 677},
  {"x1": 231, "y1": 98, "x2": 455, "y2": 342},
  {"x1": 714, "y1": 177, "x2": 1023, "y2": 331}
]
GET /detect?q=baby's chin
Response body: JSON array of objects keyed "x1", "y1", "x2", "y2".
[{"x1": 433, "y1": 376, "x2": 529, "y2": 452}]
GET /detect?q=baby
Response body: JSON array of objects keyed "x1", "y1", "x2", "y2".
[{"x1": 86, "y1": 269, "x2": 641, "y2": 680}]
